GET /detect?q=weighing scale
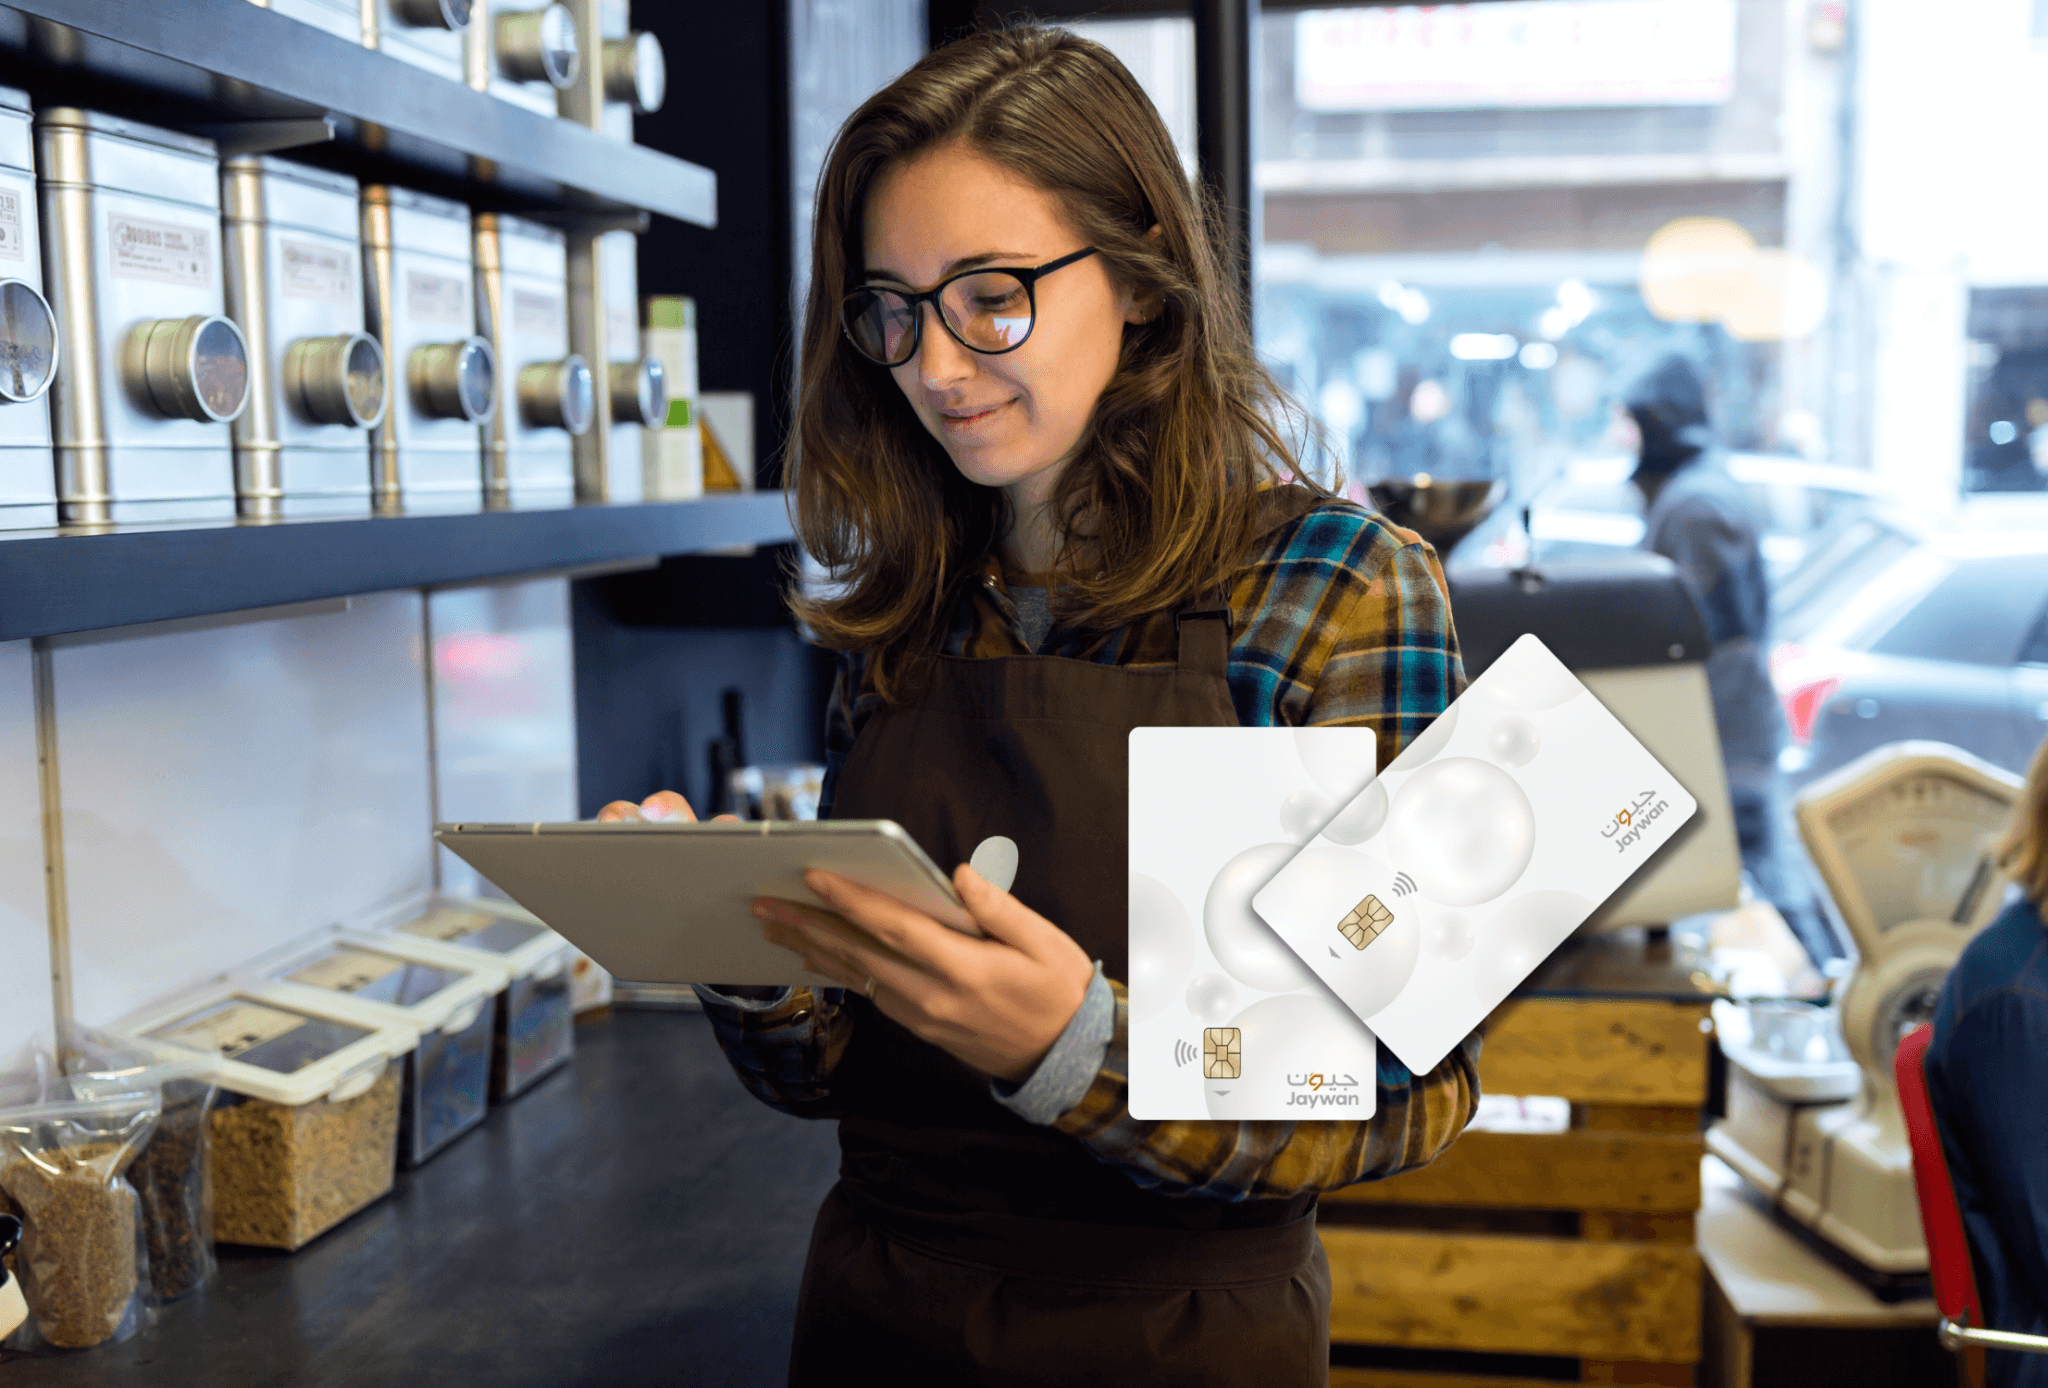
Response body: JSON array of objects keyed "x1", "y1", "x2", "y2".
[{"x1": 1707, "y1": 740, "x2": 2022, "y2": 1291}]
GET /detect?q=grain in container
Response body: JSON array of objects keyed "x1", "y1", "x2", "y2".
[
  {"x1": 368, "y1": 0, "x2": 472, "y2": 82},
  {"x1": 0, "y1": 88, "x2": 60, "y2": 531},
  {"x1": 362, "y1": 185, "x2": 493, "y2": 512},
  {"x1": 386, "y1": 896, "x2": 573, "y2": 1101},
  {"x1": 37, "y1": 110, "x2": 248, "y2": 524},
  {"x1": 465, "y1": 1, "x2": 580, "y2": 116},
  {"x1": 261, "y1": 932, "x2": 508, "y2": 1168},
  {"x1": 222, "y1": 156, "x2": 384, "y2": 518},
  {"x1": 474, "y1": 211, "x2": 588, "y2": 507},
  {"x1": 125, "y1": 985, "x2": 415, "y2": 1251},
  {"x1": 246, "y1": 0, "x2": 363, "y2": 43}
]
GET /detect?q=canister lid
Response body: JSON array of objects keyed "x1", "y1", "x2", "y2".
[
  {"x1": 122, "y1": 983, "x2": 418, "y2": 1107},
  {"x1": 223, "y1": 153, "x2": 359, "y2": 199},
  {"x1": 33, "y1": 107, "x2": 218, "y2": 160},
  {"x1": 375, "y1": 183, "x2": 469, "y2": 224},
  {"x1": 262, "y1": 930, "x2": 509, "y2": 1033},
  {"x1": 380, "y1": 894, "x2": 572, "y2": 981},
  {"x1": 499, "y1": 213, "x2": 565, "y2": 247}
]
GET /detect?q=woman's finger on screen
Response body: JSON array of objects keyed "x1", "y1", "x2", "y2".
[{"x1": 639, "y1": 790, "x2": 698, "y2": 821}]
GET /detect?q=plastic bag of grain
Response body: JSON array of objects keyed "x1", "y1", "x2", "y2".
[
  {"x1": 0, "y1": 1085, "x2": 158, "y2": 1351},
  {"x1": 60, "y1": 1023, "x2": 220, "y2": 1303},
  {"x1": 122, "y1": 987, "x2": 416, "y2": 1251}
]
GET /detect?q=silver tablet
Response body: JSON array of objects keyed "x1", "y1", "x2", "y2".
[{"x1": 432, "y1": 818, "x2": 974, "y2": 987}]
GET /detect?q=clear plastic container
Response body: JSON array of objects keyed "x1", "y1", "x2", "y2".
[
  {"x1": 262, "y1": 933, "x2": 508, "y2": 1168},
  {"x1": 122, "y1": 986, "x2": 416, "y2": 1251},
  {"x1": 387, "y1": 896, "x2": 574, "y2": 1101}
]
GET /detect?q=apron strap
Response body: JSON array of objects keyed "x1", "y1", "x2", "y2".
[{"x1": 1174, "y1": 594, "x2": 1234, "y2": 680}]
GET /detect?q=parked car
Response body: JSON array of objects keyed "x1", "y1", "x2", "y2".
[
  {"x1": 1772, "y1": 497, "x2": 2048, "y2": 791},
  {"x1": 1453, "y1": 452, "x2": 1905, "y2": 587}
]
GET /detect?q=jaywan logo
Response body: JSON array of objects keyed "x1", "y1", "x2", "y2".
[
  {"x1": 1604, "y1": 790, "x2": 1671, "y2": 854},
  {"x1": 1286, "y1": 1072, "x2": 1364, "y2": 1109}
]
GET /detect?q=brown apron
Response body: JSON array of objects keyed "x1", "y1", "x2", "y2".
[{"x1": 789, "y1": 590, "x2": 1331, "y2": 1388}]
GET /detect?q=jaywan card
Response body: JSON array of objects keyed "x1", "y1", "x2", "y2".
[
  {"x1": 1251, "y1": 635, "x2": 1697, "y2": 1074},
  {"x1": 1128, "y1": 726, "x2": 1378, "y2": 1121}
]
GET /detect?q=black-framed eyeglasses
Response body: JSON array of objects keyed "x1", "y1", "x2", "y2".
[{"x1": 840, "y1": 247, "x2": 1100, "y2": 368}]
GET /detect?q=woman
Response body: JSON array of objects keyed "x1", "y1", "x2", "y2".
[
  {"x1": 601, "y1": 26, "x2": 1481, "y2": 1387},
  {"x1": 1926, "y1": 734, "x2": 2048, "y2": 1388}
]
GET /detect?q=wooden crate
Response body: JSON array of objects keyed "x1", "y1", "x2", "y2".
[{"x1": 1323, "y1": 995, "x2": 1714, "y2": 1387}]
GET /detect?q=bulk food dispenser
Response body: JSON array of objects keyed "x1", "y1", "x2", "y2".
[
  {"x1": 474, "y1": 211, "x2": 589, "y2": 506},
  {"x1": 367, "y1": 0, "x2": 473, "y2": 82},
  {"x1": 387, "y1": 896, "x2": 574, "y2": 1101},
  {"x1": 261, "y1": 932, "x2": 508, "y2": 1168},
  {"x1": 222, "y1": 157, "x2": 384, "y2": 518},
  {"x1": 0, "y1": 88, "x2": 60, "y2": 530},
  {"x1": 362, "y1": 185, "x2": 493, "y2": 513},
  {"x1": 37, "y1": 110, "x2": 249, "y2": 524},
  {"x1": 125, "y1": 983, "x2": 417, "y2": 1250},
  {"x1": 465, "y1": 2, "x2": 581, "y2": 115}
]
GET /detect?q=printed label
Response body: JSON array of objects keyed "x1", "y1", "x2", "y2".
[
  {"x1": 280, "y1": 237, "x2": 354, "y2": 303},
  {"x1": 402, "y1": 907, "x2": 498, "y2": 943},
  {"x1": 108, "y1": 213, "x2": 213, "y2": 286},
  {"x1": 0, "y1": 190, "x2": 25, "y2": 262},
  {"x1": 159, "y1": 1001, "x2": 306, "y2": 1060},
  {"x1": 405, "y1": 268, "x2": 469, "y2": 325},
  {"x1": 513, "y1": 289, "x2": 563, "y2": 336},
  {"x1": 289, "y1": 947, "x2": 402, "y2": 994}
]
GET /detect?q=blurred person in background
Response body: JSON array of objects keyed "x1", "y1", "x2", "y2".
[
  {"x1": 1925, "y1": 731, "x2": 2048, "y2": 1387},
  {"x1": 1626, "y1": 355, "x2": 1835, "y2": 965}
]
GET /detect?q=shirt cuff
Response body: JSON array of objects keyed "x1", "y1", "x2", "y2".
[
  {"x1": 690, "y1": 984, "x2": 796, "y2": 1013},
  {"x1": 990, "y1": 964, "x2": 1114, "y2": 1125}
]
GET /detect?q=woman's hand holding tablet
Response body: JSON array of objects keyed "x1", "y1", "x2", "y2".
[{"x1": 600, "y1": 788, "x2": 1093, "y2": 1083}]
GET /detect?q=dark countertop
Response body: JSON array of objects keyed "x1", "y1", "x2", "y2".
[{"x1": 7, "y1": 1010, "x2": 843, "y2": 1388}]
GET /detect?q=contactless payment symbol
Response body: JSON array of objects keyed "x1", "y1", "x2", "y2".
[
  {"x1": 1336, "y1": 894, "x2": 1394, "y2": 951},
  {"x1": 1203, "y1": 1027, "x2": 1241, "y2": 1079}
]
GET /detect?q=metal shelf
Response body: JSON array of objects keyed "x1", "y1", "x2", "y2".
[
  {"x1": 0, "y1": 0, "x2": 715, "y2": 226},
  {"x1": 0, "y1": 492, "x2": 794, "y2": 640}
]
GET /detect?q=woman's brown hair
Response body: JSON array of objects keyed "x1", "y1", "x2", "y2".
[
  {"x1": 787, "y1": 24, "x2": 1322, "y2": 700},
  {"x1": 1997, "y1": 733, "x2": 2048, "y2": 902}
]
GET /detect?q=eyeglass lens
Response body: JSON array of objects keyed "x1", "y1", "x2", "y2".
[{"x1": 845, "y1": 271, "x2": 1034, "y2": 365}]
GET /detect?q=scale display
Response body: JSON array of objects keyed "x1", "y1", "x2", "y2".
[{"x1": 1812, "y1": 766, "x2": 2015, "y2": 937}]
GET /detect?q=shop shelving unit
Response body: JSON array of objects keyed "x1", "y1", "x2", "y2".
[{"x1": 0, "y1": 0, "x2": 786, "y2": 641}]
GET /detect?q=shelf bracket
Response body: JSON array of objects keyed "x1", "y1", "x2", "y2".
[{"x1": 191, "y1": 115, "x2": 338, "y2": 159}]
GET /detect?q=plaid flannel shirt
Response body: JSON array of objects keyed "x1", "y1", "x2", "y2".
[{"x1": 700, "y1": 491, "x2": 1483, "y2": 1199}]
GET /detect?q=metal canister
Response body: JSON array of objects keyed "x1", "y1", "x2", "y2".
[
  {"x1": 37, "y1": 109, "x2": 248, "y2": 525},
  {"x1": 602, "y1": 227, "x2": 663, "y2": 504},
  {"x1": 475, "y1": 212, "x2": 588, "y2": 507},
  {"x1": 0, "y1": 89, "x2": 61, "y2": 531},
  {"x1": 362, "y1": 185, "x2": 492, "y2": 513},
  {"x1": 367, "y1": 0, "x2": 473, "y2": 81},
  {"x1": 465, "y1": 2, "x2": 579, "y2": 116},
  {"x1": 222, "y1": 156, "x2": 384, "y2": 519}
]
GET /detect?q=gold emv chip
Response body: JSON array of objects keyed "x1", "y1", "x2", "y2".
[
  {"x1": 1337, "y1": 894, "x2": 1393, "y2": 950},
  {"x1": 1203, "y1": 1027, "x2": 1241, "y2": 1079}
]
